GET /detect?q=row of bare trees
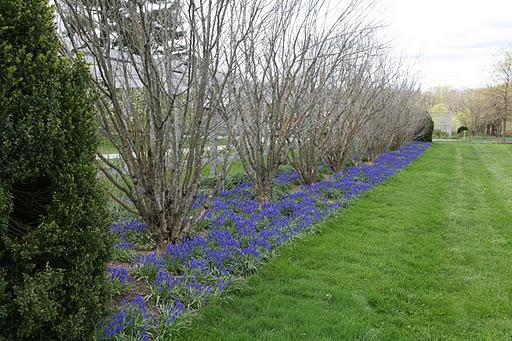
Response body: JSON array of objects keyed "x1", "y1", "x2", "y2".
[{"x1": 57, "y1": 0, "x2": 427, "y2": 253}]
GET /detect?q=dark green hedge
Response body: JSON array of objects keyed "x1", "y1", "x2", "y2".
[
  {"x1": 414, "y1": 113, "x2": 434, "y2": 143},
  {"x1": 0, "y1": 0, "x2": 111, "y2": 339},
  {"x1": 225, "y1": 172, "x2": 251, "y2": 190},
  {"x1": 457, "y1": 126, "x2": 468, "y2": 134}
]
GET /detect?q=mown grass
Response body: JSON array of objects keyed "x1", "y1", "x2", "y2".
[
  {"x1": 97, "y1": 138, "x2": 245, "y2": 177},
  {"x1": 98, "y1": 137, "x2": 119, "y2": 154},
  {"x1": 201, "y1": 159, "x2": 244, "y2": 177},
  {"x1": 435, "y1": 133, "x2": 511, "y2": 144},
  {"x1": 179, "y1": 143, "x2": 512, "y2": 340}
]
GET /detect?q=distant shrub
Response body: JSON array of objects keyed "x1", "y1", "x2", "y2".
[
  {"x1": 433, "y1": 129, "x2": 449, "y2": 138},
  {"x1": 414, "y1": 113, "x2": 434, "y2": 142},
  {"x1": 226, "y1": 172, "x2": 251, "y2": 190},
  {"x1": 276, "y1": 164, "x2": 295, "y2": 175},
  {"x1": 457, "y1": 126, "x2": 468, "y2": 134},
  {"x1": 199, "y1": 175, "x2": 218, "y2": 190}
]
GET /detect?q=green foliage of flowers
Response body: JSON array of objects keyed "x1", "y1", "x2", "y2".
[
  {"x1": 0, "y1": 0, "x2": 111, "y2": 339},
  {"x1": 112, "y1": 247, "x2": 137, "y2": 263},
  {"x1": 272, "y1": 183, "x2": 292, "y2": 201},
  {"x1": 322, "y1": 187, "x2": 345, "y2": 200}
]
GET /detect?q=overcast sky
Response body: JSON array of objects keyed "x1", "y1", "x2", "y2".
[{"x1": 379, "y1": 0, "x2": 512, "y2": 90}]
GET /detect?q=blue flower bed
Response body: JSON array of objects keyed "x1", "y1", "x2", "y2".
[{"x1": 100, "y1": 142, "x2": 430, "y2": 339}]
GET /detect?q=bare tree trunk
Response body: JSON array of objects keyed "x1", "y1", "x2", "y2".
[
  {"x1": 503, "y1": 118, "x2": 507, "y2": 141},
  {"x1": 155, "y1": 232, "x2": 168, "y2": 256},
  {"x1": 255, "y1": 178, "x2": 273, "y2": 202},
  {"x1": 210, "y1": 135, "x2": 218, "y2": 176},
  {"x1": 326, "y1": 142, "x2": 350, "y2": 173}
]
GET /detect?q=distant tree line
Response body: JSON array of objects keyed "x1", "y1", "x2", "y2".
[{"x1": 424, "y1": 49, "x2": 512, "y2": 139}]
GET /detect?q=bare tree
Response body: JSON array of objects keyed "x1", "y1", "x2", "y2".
[
  {"x1": 219, "y1": 0, "x2": 374, "y2": 199},
  {"x1": 357, "y1": 69, "x2": 425, "y2": 160},
  {"x1": 323, "y1": 43, "x2": 401, "y2": 172},
  {"x1": 454, "y1": 89, "x2": 488, "y2": 136},
  {"x1": 490, "y1": 49, "x2": 512, "y2": 140},
  {"x1": 286, "y1": 22, "x2": 384, "y2": 183},
  {"x1": 57, "y1": 0, "x2": 259, "y2": 253}
]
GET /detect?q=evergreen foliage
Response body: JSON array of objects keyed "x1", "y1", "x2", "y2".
[
  {"x1": 457, "y1": 126, "x2": 468, "y2": 134},
  {"x1": 414, "y1": 113, "x2": 434, "y2": 142},
  {"x1": 0, "y1": 0, "x2": 111, "y2": 338}
]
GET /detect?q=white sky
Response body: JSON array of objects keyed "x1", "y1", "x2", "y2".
[{"x1": 379, "y1": 0, "x2": 512, "y2": 90}]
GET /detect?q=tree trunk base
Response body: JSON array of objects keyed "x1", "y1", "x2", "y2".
[{"x1": 156, "y1": 239, "x2": 168, "y2": 256}]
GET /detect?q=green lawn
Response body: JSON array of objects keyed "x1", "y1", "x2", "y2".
[
  {"x1": 434, "y1": 134, "x2": 511, "y2": 144},
  {"x1": 97, "y1": 138, "x2": 245, "y2": 177},
  {"x1": 179, "y1": 143, "x2": 512, "y2": 340},
  {"x1": 201, "y1": 159, "x2": 244, "y2": 177},
  {"x1": 98, "y1": 137, "x2": 119, "y2": 154}
]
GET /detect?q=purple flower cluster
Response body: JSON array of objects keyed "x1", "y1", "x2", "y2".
[
  {"x1": 101, "y1": 295, "x2": 150, "y2": 340},
  {"x1": 111, "y1": 218, "x2": 151, "y2": 253},
  {"x1": 100, "y1": 142, "x2": 430, "y2": 338},
  {"x1": 108, "y1": 267, "x2": 132, "y2": 284},
  {"x1": 276, "y1": 171, "x2": 300, "y2": 184},
  {"x1": 107, "y1": 267, "x2": 132, "y2": 296},
  {"x1": 158, "y1": 299, "x2": 187, "y2": 324},
  {"x1": 114, "y1": 240, "x2": 135, "y2": 250},
  {"x1": 110, "y1": 218, "x2": 146, "y2": 236}
]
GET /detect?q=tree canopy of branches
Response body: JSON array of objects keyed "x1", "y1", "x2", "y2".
[
  {"x1": 57, "y1": 0, "x2": 428, "y2": 251},
  {"x1": 490, "y1": 50, "x2": 512, "y2": 140},
  {"x1": 424, "y1": 49, "x2": 512, "y2": 138},
  {"x1": 57, "y1": 0, "x2": 257, "y2": 253}
]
